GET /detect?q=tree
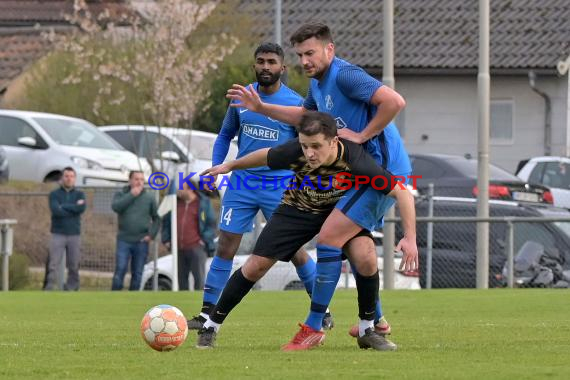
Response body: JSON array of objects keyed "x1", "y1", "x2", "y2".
[{"x1": 13, "y1": 0, "x2": 241, "y2": 128}]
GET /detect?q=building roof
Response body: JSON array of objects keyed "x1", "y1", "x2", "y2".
[
  {"x1": 0, "y1": 28, "x2": 55, "y2": 91},
  {"x1": 244, "y1": 0, "x2": 570, "y2": 72},
  {"x1": 0, "y1": 0, "x2": 134, "y2": 93},
  {"x1": 0, "y1": 0, "x2": 133, "y2": 26},
  {"x1": 1, "y1": 0, "x2": 569, "y2": 93}
]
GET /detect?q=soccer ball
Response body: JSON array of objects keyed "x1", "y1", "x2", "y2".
[{"x1": 140, "y1": 305, "x2": 188, "y2": 351}]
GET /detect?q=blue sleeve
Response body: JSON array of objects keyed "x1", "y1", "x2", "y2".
[
  {"x1": 336, "y1": 66, "x2": 382, "y2": 103},
  {"x1": 212, "y1": 105, "x2": 240, "y2": 166},
  {"x1": 302, "y1": 86, "x2": 318, "y2": 110}
]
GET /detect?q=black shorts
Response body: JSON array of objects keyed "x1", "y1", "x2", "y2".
[{"x1": 254, "y1": 204, "x2": 332, "y2": 262}]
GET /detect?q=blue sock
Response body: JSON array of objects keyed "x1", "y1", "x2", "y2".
[
  {"x1": 374, "y1": 294, "x2": 383, "y2": 324},
  {"x1": 203, "y1": 256, "x2": 233, "y2": 307},
  {"x1": 351, "y1": 263, "x2": 383, "y2": 324},
  {"x1": 305, "y1": 244, "x2": 342, "y2": 331},
  {"x1": 295, "y1": 258, "x2": 316, "y2": 296}
]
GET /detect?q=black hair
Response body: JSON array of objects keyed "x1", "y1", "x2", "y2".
[
  {"x1": 290, "y1": 22, "x2": 333, "y2": 46},
  {"x1": 254, "y1": 42, "x2": 285, "y2": 61}
]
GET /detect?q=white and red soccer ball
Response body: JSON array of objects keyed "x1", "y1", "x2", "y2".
[{"x1": 141, "y1": 305, "x2": 188, "y2": 351}]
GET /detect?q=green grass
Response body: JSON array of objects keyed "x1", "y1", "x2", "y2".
[{"x1": 1, "y1": 290, "x2": 569, "y2": 379}]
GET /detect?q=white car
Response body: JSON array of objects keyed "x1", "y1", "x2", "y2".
[
  {"x1": 100, "y1": 126, "x2": 238, "y2": 195},
  {"x1": 0, "y1": 146, "x2": 9, "y2": 183},
  {"x1": 516, "y1": 156, "x2": 570, "y2": 208},
  {"x1": 0, "y1": 110, "x2": 151, "y2": 185},
  {"x1": 140, "y1": 232, "x2": 420, "y2": 291}
]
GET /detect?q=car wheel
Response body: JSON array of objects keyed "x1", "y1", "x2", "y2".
[
  {"x1": 143, "y1": 275, "x2": 172, "y2": 291},
  {"x1": 284, "y1": 280, "x2": 305, "y2": 291},
  {"x1": 43, "y1": 171, "x2": 62, "y2": 183}
]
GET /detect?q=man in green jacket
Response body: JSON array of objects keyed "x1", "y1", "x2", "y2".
[
  {"x1": 111, "y1": 171, "x2": 160, "y2": 291},
  {"x1": 45, "y1": 167, "x2": 86, "y2": 291}
]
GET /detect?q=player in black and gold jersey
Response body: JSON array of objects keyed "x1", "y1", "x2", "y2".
[{"x1": 196, "y1": 111, "x2": 417, "y2": 350}]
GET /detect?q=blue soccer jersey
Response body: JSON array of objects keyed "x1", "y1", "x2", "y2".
[
  {"x1": 212, "y1": 82, "x2": 303, "y2": 179},
  {"x1": 212, "y1": 82, "x2": 303, "y2": 234},
  {"x1": 303, "y1": 57, "x2": 411, "y2": 176}
]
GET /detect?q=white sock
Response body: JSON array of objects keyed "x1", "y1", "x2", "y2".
[
  {"x1": 358, "y1": 319, "x2": 374, "y2": 337},
  {"x1": 203, "y1": 318, "x2": 221, "y2": 333},
  {"x1": 199, "y1": 312, "x2": 209, "y2": 320},
  {"x1": 326, "y1": 308, "x2": 330, "y2": 313}
]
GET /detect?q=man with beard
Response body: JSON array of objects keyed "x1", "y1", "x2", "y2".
[
  {"x1": 186, "y1": 42, "x2": 333, "y2": 330},
  {"x1": 227, "y1": 22, "x2": 412, "y2": 351},
  {"x1": 195, "y1": 111, "x2": 417, "y2": 350}
]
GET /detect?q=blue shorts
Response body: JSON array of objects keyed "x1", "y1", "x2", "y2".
[
  {"x1": 218, "y1": 173, "x2": 287, "y2": 234},
  {"x1": 335, "y1": 173, "x2": 411, "y2": 231}
]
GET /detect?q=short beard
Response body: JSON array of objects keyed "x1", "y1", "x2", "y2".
[{"x1": 256, "y1": 71, "x2": 281, "y2": 87}]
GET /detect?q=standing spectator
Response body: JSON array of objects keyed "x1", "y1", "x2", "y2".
[
  {"x1": 162, "y1": 180, "x2": 217, "y2": 290},
  {"x1": 111, "y1": 171, "x2": 160, "y2": 291},
  {"x1": 44, "y1": 167, "x2": 86, "y2": 291}
]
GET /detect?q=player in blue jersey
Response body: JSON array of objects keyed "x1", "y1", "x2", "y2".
[
  {"x1": 227, "y1": 23, "x2": 414, "y2": 351},
  {"x1": 186, "y1": 42, "x2": 333, "y2": 331},
  {"x1": 195, "y1": 111, "x2": 417, "y2": 350}
]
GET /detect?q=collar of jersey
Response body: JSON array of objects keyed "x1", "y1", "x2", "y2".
[{"x1": 255, "y1": 82, "x2": 282, "y2": 98}]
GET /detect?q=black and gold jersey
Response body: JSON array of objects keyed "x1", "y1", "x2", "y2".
[{"x1": 267, "y1": 138, "x2": 396, "y2": 214}]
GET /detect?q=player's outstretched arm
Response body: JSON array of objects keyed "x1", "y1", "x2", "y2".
[
  {"x1": 226, "y1": 84, "x2": 306, "y2": 126},
  {"x1": 200, "y1": 148, "x2": 271, "y2": 177},
  {"x1": 388, "y1": 185, "x2": 418, "y2": 272}
]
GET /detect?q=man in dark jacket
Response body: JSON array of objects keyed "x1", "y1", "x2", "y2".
[
  {"x1": 44, "y1": 167, "x2": 86, "y2": 291},
  {"x1": 162, "y1": 180, "x2": 217, "y2": 290},
  {"x1": 111, "y1": 171, "x2": 160, "y2": 291}
]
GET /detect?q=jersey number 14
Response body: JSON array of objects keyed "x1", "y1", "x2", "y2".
[{"x1": 220, "y1": 206, "x2": 233, "y2": 226}]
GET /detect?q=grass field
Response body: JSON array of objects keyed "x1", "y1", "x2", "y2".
[{"x1": 1, "y1": 289, "x2": 569, "y2": 379}]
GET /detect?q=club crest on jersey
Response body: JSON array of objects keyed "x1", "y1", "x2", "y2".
[
  {"x1": 335, "y1": 117, "x2": 347, "y2": 129},
  {"x1": 242, "y1": 124, "x2": 279, "y2": 141},
  {"x1": 325, "y1": 95, "x2": 334, "y2": 110}
]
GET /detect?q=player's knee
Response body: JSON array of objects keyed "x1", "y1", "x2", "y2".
[
  {"x1": 242, "y1": 256, "x2": 271, "y2": 281},
  {"x1": 350, "y1": 255, "x2": 378, "y2": 277},
  {"x1": 316, "y1": 231, "x2": 343, "y2": 248},
  {"x1": 291, "y1": 248, "x2": 309, "y2": 266},
  {"x1": 216, "y1": 231, "x2": 242, "y2": 260}
]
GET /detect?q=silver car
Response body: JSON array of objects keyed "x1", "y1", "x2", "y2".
[
  {"x1": 0, "y1": 146, "x2": 9, "y2": 183},
  {"x1": 0, "y1": 111, "x2": 151, "y2": 185}
]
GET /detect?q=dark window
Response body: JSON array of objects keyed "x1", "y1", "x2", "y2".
[
  {"x1": 411, "y1": 158, "x2": 445, "y2": 180},
  {"x1": 140, "y1": 132, "x2": 188, "y2": 163},
  {"x1": 105, "y1": 130, "x2": 139, "y2": 153},
  {"x1": 542, "y1": 162, "x2": 570, "y2": 189},
  {"x1": 514, "y1": 223, "x2": 557, "y2": 255},
  {"x1": 527, "y1": 162, "x2": 546, "y2": 184},
  {"x1": 0, "y1": 116, "x2": 46, "y2": 148}
]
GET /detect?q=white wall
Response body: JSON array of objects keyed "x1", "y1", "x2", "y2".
[{"x1": 395, "y1": 75, "x2": 568, "y2": 172}]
